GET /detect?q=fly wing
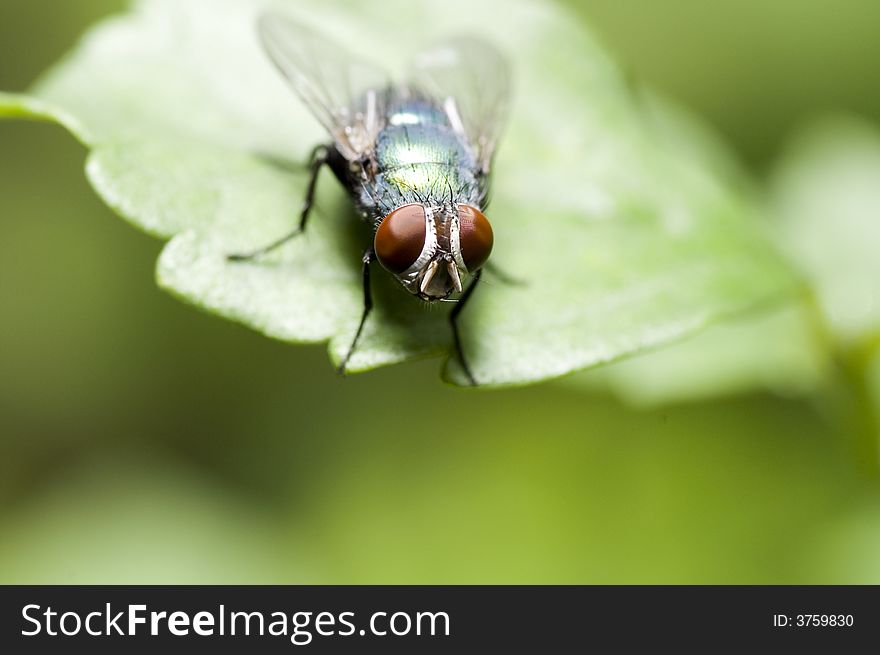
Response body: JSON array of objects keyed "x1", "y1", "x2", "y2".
[
  {"x1": 257, "y1": 12, "x2": 389, "y2": 161},
  {"x1": 409, "y1": 38, "x2": 511, "y2": 174}
]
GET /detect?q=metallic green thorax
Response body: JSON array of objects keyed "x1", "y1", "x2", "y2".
[{"x1": 353, "y1": 94, "x2": 485, "y2": 227}]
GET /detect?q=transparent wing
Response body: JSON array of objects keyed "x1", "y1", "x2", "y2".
[
  {"x1": 409, "y1": 37, "x2": 511, "y2": 173},
  {"x1": 258, "y1": 12, "x2": 389, "y2": 160}
]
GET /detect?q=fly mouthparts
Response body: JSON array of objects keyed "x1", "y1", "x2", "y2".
[
  {"x1": 419, "y1": 260, "x2": 440, "y2": 295},
  {"x1": 447, "y1": 260, "x2": 463, "y2": 293}
]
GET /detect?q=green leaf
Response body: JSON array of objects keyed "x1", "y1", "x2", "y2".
[
  {"x1": 579, "y1": 115, "x2": 880, "y2": 406},
  {"x1": 2, "y1": 0, "x2": 798, "y2": 386},
  {"x1": 0, "y1": 92, "x2": 83, "y2": 136},
  {"x1": 566, "y1": 301, "x2": 829, "y2": 406},
  {"x1": 772, "y1": 116, "x2": 880, "y2": 345}
]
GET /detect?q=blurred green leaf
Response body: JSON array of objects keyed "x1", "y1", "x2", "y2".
[
  {"x1": 0, "y1": 450, "x2": 295, "y2": 583},
  {"x1": 1, "y1": 0, "x2": 797, "y2": 386},
  {"x1": 772, "y1": 116, "x2": 880, "y2": 344},
  {"x1": 0, "y1": 92, "x2": 87, "y2": 140},
  {"x1": 567, "y1": 301, "x2": 829, "y2": 407}
]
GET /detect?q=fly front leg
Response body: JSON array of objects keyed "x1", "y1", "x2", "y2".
[
  {"x1": 450, "y1": 268, "x2": 482, "y2": 386},
  {"x1": 227, "y1": 144, "x2": 330, "y2": 262},
  {"x1": 338, "y1": 247, "x2": 374, "y2": 375}
]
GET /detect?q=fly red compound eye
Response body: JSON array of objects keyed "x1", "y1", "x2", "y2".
[
  {"x1": 374, "y1": 204, "x2": 428, "y2": 273},
  {"x1": 457, "y1": 205, "x2": 493, "y2": 271}
]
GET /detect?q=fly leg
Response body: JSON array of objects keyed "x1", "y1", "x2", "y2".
[
  {"x1": 450, "y1": 268, "x2": 482, "y2": 386},
  {"x1": 227, "y1": 144, "x2": 330, "y2": 261},
  {"x1": 338, "y1": 247, "x2": 374, "y2": 375}
]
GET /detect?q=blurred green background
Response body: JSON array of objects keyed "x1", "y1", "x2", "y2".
[{"x1": 1, "y1": 0, "x2": 879, "y2": 583}]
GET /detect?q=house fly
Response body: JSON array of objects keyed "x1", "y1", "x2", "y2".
[{"x1": 229, "y1": 13, "x2": 510, "y2": 385}]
